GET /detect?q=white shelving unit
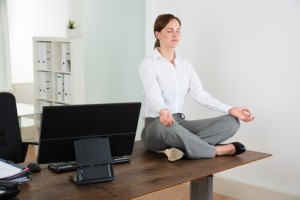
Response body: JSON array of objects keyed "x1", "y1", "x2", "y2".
[{"x1": 33, "y1": 37, "x2": 85, "y2": 110}]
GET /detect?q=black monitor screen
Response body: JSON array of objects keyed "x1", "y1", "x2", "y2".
[{"x1": 37, "y1": 102, "x2": 141, "y2": 164}]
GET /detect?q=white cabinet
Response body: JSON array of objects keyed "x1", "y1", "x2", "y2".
[{"x1": 33, "y1": 37, "x2": 85, "y2": 109}]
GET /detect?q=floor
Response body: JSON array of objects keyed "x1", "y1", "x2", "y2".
[
  {"x1": 132, "y1": 184, "x2": 237, "y2": 200},
  {"x1": 25, "y1": 146, "x2": 236, "y2": 200}
]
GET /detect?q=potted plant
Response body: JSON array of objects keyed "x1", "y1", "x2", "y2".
[{"x1": 66, "y1": 19, "x2": 77, "y2": 37}]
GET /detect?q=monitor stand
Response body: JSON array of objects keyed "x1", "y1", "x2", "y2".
[{"x1": 70, "y1": 137, "x2": 114, "y2": 185}]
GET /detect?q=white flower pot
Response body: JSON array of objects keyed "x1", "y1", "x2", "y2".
[{"x1": 66, "y1": 29, "x2": 76, "y2": 38}]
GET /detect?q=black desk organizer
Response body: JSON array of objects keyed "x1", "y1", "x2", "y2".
[{"x1": 70, "y1": 137, "x2": 114, "y2": 185}]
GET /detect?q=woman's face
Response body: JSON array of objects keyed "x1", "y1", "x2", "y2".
[{"x1": 155, "y1": 19, "x2": 181, "y2": 49}]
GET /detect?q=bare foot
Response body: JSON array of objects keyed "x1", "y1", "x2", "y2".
[{"x1": 157, "y1": 148, "x2": 184, "y2": 161}]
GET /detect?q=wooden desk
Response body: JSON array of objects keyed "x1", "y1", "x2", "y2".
[{"x1": 18, "y1": 141, "x2": 271, "y2": 200}]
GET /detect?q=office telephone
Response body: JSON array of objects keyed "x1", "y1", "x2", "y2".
[{"x1": 0, "y1": 180, "x2": 20, "y2": 200}]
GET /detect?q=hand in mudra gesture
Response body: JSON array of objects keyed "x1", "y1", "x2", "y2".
[
  {"x1": 159, "y1": 109, "x2": 175, "y2": 126},
  {"x1": 229, "y1": 107, "x2": 254, "y2": 122}
]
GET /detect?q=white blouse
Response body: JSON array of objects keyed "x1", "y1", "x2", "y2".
[{"x1": 139, "y1": 48, "x2": 232, "y2": 118}]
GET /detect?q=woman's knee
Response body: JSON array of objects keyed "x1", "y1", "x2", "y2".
[{"x1": 226, "y1": 115, "x2": 240, "y2": 134}]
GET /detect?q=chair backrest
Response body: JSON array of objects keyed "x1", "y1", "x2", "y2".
[{"x1": 0, "y1": 92, "x2": 24, "y2": 163}]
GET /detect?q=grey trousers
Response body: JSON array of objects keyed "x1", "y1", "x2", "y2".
[{"x1": 141, "y1": 114, "x2": 240, "y2": 159}]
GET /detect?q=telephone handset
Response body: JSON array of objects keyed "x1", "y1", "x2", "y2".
[{"x1": 0, "y1": 180, "x2": 21, "y2": 200}]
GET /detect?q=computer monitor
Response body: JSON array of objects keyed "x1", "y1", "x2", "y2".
[{"x1": 37, "y1": 102, "x2": 141, "y2": 164}]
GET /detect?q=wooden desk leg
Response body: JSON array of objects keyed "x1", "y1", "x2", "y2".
[{"x1": 190, "y1": 175, "x2": 213, "y2": 200}]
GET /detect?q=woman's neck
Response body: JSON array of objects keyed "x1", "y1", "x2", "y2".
[{"x1": 158, "y1": 47, "x2": 175, "y2": 63}]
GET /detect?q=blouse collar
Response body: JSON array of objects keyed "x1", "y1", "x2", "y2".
[{"x1": 152, "y1": 48, "x2": 181, "y2": 61}]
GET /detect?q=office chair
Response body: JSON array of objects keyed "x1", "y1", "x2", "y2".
[{"x1": 0, "y1": 92, "x2": 38, "y2": 163}]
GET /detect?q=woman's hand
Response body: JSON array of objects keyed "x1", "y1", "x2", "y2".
[
  {"x1": 229, "y1": 107, "x2": 254, "y2": 122},
  {"x1": 159, "y1": 109, "x2": 174, "y2": 126}
]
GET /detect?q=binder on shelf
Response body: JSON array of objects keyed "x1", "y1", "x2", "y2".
[
  {"x1": 37, "y1": 42, "x2": 51, "y2": 70},
  {"x1": 38, "y1": 72, "x2": 52, "y2": 100},
  {"x1": 36, "y1": 42, "x2": 42, "y2": 69},
  {"x1": 70, "y1": 137, "x2": 114, "y2": 185},
  {"x1": 41, "y1": 43, "x2": 47, "y2": 70},
  {"x1": 45, "y1": 72, "x2": 52, "y2": 99},
  {"x1": 41, "y1": 42, "x2": 51, "y2": 70},
  {"x1": 46, "y1": 49, "x2": 52, "y2": 70},
  {"x1": 56, "y1": 73, "x2": 63, "y2": 102},
  {"x1": 38, "y1": 72, "x2": 46, "y2": 99},
  {"x1": 61, "y1": 43, "x2": 71, "y2": 72},
  {"x1": 63, "y1": 74, "x2": 71, "y2": 103}
]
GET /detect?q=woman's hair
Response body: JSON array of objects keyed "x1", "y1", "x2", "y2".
[{"x1": 153, "y1": 14, "x2": 181, "y2": 49}]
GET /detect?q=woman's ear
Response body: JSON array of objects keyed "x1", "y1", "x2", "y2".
[{"x1": 155, "y1": 31, "x2": 160, "y2": 39}]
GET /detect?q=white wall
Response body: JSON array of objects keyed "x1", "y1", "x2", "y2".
[
  {"x1": 148, "y1": 0, "x2": 300, "y2": 197},
  {"x1": 83, "y1": 0, "x2": 145, "y2": 103},
  {"x1": 7, "y1": 0, "x2": 83, "y2": 84},
  {"x1": 83, "y1": 0, "x2": 145, "y2": 138}
]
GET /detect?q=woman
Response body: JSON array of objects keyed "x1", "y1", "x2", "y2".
[{"x1": 139, "y1": 14, "x2": 254, "y2": 161}]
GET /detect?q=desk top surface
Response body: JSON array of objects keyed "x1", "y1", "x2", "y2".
[{"x1": 18, "y1": 141, "x2": 271, "y2": 200}]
